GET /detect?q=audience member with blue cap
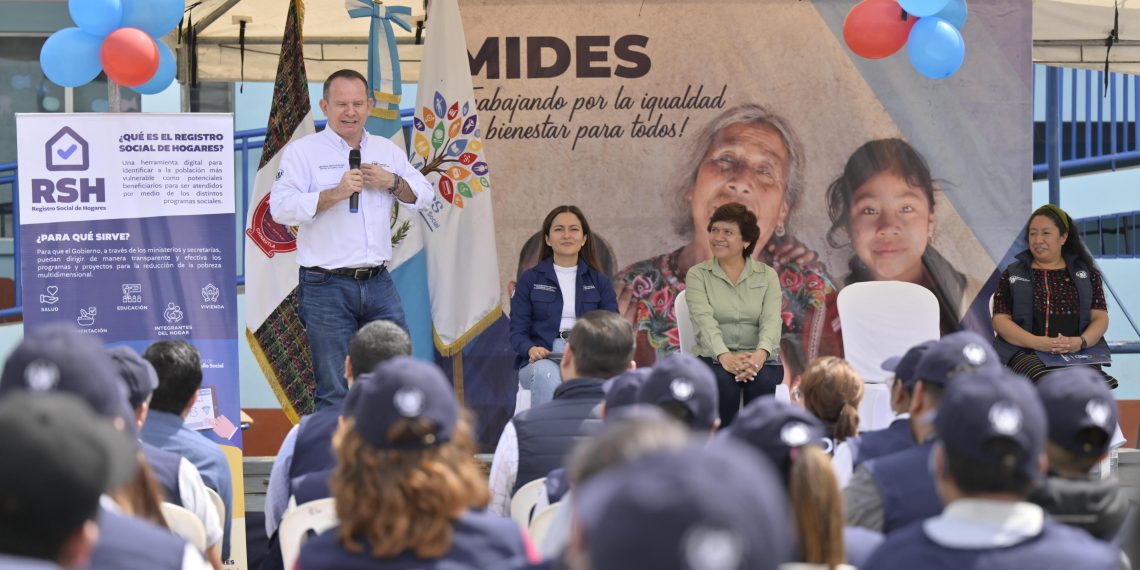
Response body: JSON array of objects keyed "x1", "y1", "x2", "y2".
[
  {"x1": 600, "y1": 367, "x2": 651, "y2": 417},
  {"x1": 569, "y1": 439, "x2": 794, "y2": 570},
  {"x1": 0, "y1": 324, "x2": 209, "y2": 570},
  {"x1": 636, "y1": 353, "x2": 720, "y2": 432},
  {"x1": 832, "y1": 341, "x2": 934, "y2": 487},
  {"x1": 1027, "y1": 367, "x2": 1129, "y2": 541},
  {"x1": 109, "y1": 345, "x2": 224, "y2": 568},
  {"x1": 863, "y1": 369, "x2": 1121, "y2": 570},
  {"x1": 298, "y1": 356, "x2": 533, "y2": 569},
  {"x1": 725, "y1": 396, "x2": 880, "y2": 569},
  {"x1": 0, "y1": 392, "x2": 137, "y2": 570},
  {"x1": 265, "y1": 320, "x2": 412, "y2": 548},
  {"x1": 845, "y1": 331, "x2": 1001, "y2": 534}
]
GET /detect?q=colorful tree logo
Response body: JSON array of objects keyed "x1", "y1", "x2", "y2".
[{"x1": 410, "y1": 91, "x2": 490, "y2": 208}]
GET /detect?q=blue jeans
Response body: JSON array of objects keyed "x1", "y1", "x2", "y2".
[
  {"x1": 298, "y1": 266, "x2": 407, "y2": 410},
  {"x1": 518, "y1": 338, "x2": 565, "y2": 407}
]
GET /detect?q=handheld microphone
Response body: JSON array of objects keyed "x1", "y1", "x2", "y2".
[{"x1": 348, "y1": 149, "x2": 361, "y2": 213}]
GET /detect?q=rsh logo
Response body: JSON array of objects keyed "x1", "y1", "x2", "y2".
[{"x1": 32, "y1": 127, "x2": 106, "y2": 203}]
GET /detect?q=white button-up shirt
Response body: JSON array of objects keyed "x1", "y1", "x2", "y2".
[{"x1": 269, "y1": 127, "x2": 433, "y2": 269}]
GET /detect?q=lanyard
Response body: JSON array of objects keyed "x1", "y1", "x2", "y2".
[{"x1": 1043, "y1": 270, "x2": 1051, "y2": 337}]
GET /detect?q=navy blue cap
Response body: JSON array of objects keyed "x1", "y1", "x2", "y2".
[
  {"x1": 914, "y1": 331, "x2": 1001, "y2": 386},
  {"x1": 724, "y1": 395, "x2": 826, "y2": 480},
  {"x1": 0, "y1": 324, "x2": 133, "y2": 424},
  {"x1": 602, "y1": 368, "x2": 651, "y2": 413},
  {"x1": 881, "y1": 341, "x2": 936, "y2": 388},
  {"x1": 575, "y1": 440, "x2": 794, "y2": 570},
  {"x1": 636, "y1": 353, "x2": 718, "y2": 430},
  {"x1": 1037, "y1": 367, "x2": 1118, "y2": 457},
  {"x1": 342, "y1": 357, "x2": 458, "y2": 449},
  {"x1": 935, "y1": 369, "x2": 1046, "y2": 481},
  {"x1": 0, "y1": 392, "x2": 138, "y2": 534},
  {"x1": 107, "y1": 345, "x2": 159, "y2": 410}
]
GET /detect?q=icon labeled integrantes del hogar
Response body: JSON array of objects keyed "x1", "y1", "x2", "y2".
[{"x1": 163, "y1": 302, "x2": 184, "y2": 323}]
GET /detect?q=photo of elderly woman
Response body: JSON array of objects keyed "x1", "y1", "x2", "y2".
[
  {"x1": 825, "y1": 138, "x2": 974, "y2": 335},
  {"x1": 615, "y1": 104, "x2": 843, "y2": 372}
]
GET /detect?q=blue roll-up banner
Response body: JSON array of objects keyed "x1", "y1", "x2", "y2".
[{"x1": 15, "y1": 112, "x2": 246, "y2": 568}]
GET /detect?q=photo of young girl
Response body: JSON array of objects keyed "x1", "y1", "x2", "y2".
[{"x1": 825, "y1": 138, "x2": 976, "y2": 335}]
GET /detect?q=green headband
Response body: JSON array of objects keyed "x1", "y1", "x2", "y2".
[{"x1": 1034, "y1": 204, "x2": 1070, "y2": 233}]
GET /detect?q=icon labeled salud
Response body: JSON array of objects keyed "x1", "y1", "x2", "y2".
[
  {"x1": 163, "y1": 302, "x2": 184, "y2": 324},
  {"x1": 45, "y1": 126, "x2": 89, "y2": 172},
  {"x1": 76, "y1": 307, "x2": 96, "y2": 327},
  {"x1": 40, "y1": 285, "x2": 59, "y2": 305},
  {"x1": 201, "y1": 283, "x2": 220, "y2": 303}
]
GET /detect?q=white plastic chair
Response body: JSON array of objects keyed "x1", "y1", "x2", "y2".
[
  {"x1": 528, "y1": 503, "x2": 560, "y2": 546},
  {"x1": 515, "y1": 387, "x2": 532, "y2": 416},
  {"x1": 279, "y1": 497, "x2": 338, "y2": 570},
  {"x1": 160, "y1": 503, "x2": 207, "y2": 553},
  {"x1": 510, "y1": 477, "x2": 547, "y2": 527},
  {"x1": 837, "y1": 281, "x2": 940, "y2": 431},
  {"x1": 674, "y1": 289, "x2": 696, "y2": 354},
  {"x1": 205, "y1": 487, "x2": 225, "y2": 540}
]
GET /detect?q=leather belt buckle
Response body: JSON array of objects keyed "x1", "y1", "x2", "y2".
[
  {"x1": 353, "y1": 267, "x2": 375, "y2": 280},
  {"x1": 557, "y1": 330, "x2": 571, "y2": 340}
]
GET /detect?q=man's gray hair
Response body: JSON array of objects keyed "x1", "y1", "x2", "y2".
[{"x1": 348, "y1": 320, "x2": 412, "y2": 378}]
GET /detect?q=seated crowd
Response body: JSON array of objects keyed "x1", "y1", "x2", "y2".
[{"x1": 2, "y1": 309, "x2": 1137, "y2": 570}]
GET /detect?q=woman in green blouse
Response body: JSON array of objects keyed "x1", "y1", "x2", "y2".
[{"x1": 685, "y1": 202, "x2": 784, "y2": 426}]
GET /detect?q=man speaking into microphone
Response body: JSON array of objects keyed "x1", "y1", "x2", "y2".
[{"x1": 270, "y1": 69, "x2": 432, "y2": 409}]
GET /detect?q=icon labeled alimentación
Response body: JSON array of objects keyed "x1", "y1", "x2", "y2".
[{"x1": 45, "y1": 126, "x2": 90, "y2": 172}]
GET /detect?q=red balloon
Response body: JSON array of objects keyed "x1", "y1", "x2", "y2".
[
  {"x1": 100, "y1": 28, "x2": 159, "y2": 87},
  {"x1": 844, "y1": 0, "x2": 918, "y2": 60}
]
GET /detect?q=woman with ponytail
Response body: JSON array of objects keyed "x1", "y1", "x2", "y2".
[
  {"x1": 799, "y1": 356, "x2": 864, "y2": 447},
  {"x1": 724, "y1": 397, "x2": 870, "y2": 569}
]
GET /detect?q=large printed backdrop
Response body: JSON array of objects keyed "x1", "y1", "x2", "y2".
[{"x1": 462, "y1": 0, "x2": 1029, "y2": 368}]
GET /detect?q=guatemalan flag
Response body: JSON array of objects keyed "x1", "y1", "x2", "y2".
[{"x1": 411, "y1": 0, "x2": 514, "y2": 449}]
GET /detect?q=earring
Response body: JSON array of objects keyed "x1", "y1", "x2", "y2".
[{"x1": 775, "y1": 224, "x2": 786, "y2": 238}]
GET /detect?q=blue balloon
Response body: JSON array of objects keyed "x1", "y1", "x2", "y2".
[
  {"x1": 899, "y1": 0, "x2": 950, "y2": 18},
  {"x1": 933, "y1": 0, "x2": 968, "y2": 29},
  {"x1": 121, "y1": 0, "x2": 184, "y2": 38},
  {"x1": 907, "y1": 17, "x2": 965, "y2": 79},
  {"x1": 40, "y1": 27, "x2": 104, "y2": 88},
  {"x1": 132, "y1": 41, "x2": 175, "y2": 95},
  {"x1": 69, "y1": 0, "x2": 123, "y2": 37}
]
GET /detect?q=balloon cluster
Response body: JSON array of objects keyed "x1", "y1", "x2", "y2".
[
  {"x1": 40, "y1": 0, "x2": 182, "y2": 94},
  {"x1": 843, "y1": 0, "x2": 967, "y2": 79}
]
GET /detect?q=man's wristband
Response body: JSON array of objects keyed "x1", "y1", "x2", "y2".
[
  {"x1": 386, "y1": 174, "x2": 403, "y2": 194},
  {"x1": 1080, "y1": 336, "x2": 1088, "y2": 350}
]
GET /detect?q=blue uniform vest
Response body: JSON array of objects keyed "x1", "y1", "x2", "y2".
[
  {"x1": 509, "y1": 258, "x2": 619, "y2": 370},
  {"x1": 89, "y1": 507, "x2": 188, "y2": 570},
  {"x1": 141, "y1": 441, "x2": 182, "y2": 507},
  {"x1": 866, "y1": 439, "x2": 942, "y2": 533},
  {"x1": 290, "y1": 401, "x2": 343, "y2": 483},
  {"x1": 298, "y1": 510, "x2": 528, "y2": 569},
  {"x1": 864, "y1": 517, "x2": 1120, "y2": 570},
  {"x1": 993, "y1": 252, "x2": 1108, "y2": 364},
  {"x1": 851, "y1": 418, "x2": 915, "y2": 468},
  {"x1": 511, "y1": 379, "x2": 604, "y2": 494},
  {"x1": 291, "y1": 468, "x2": 334, "y2": 506}
]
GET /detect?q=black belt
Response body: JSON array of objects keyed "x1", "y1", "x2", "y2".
[
  {"x1": 306, "y1": 265, "x2": 385, "y2": 280},
  {"x1": 557, "y1": 330, "x2": 571, "y2": 339}
]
